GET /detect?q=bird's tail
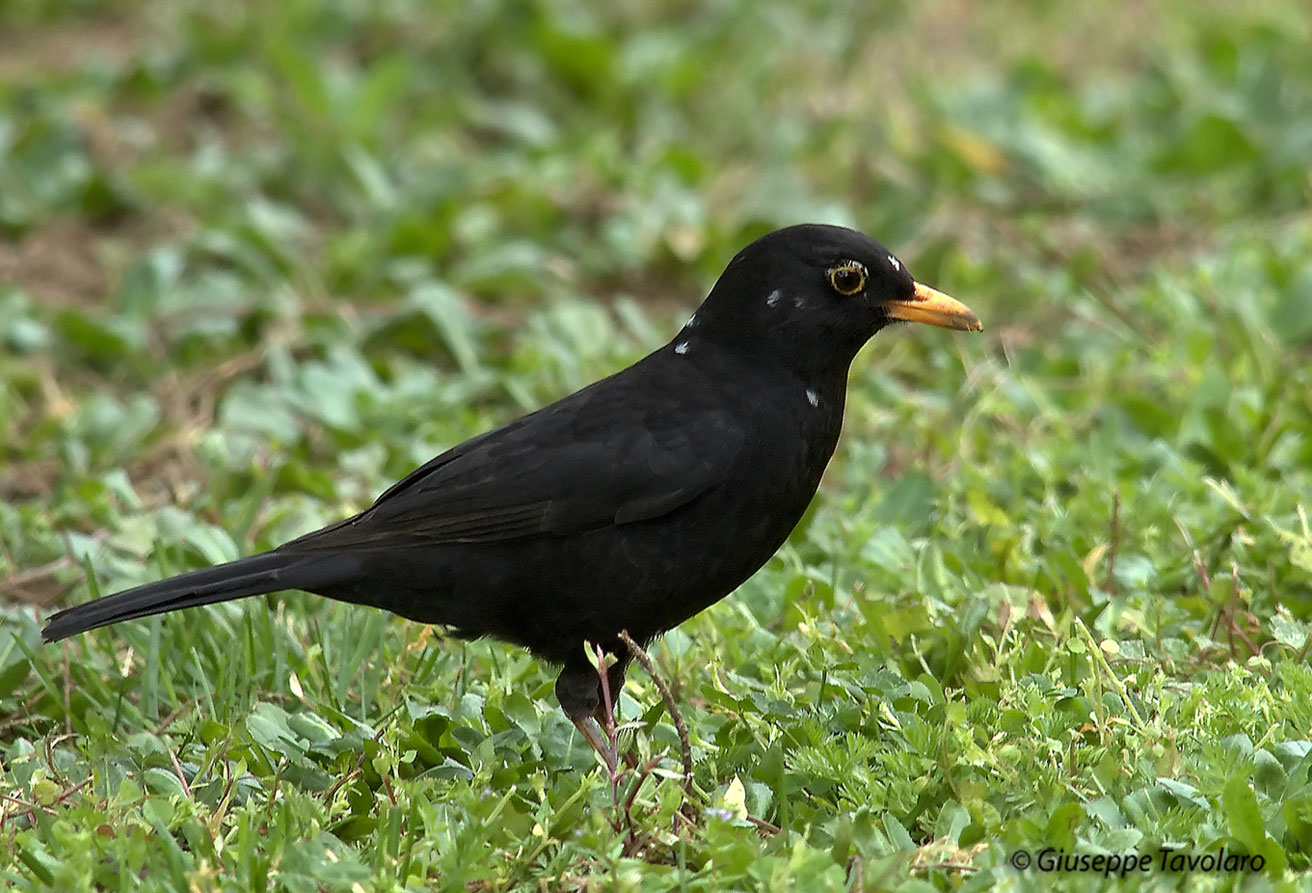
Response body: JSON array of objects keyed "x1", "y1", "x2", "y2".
[{"x1": 41, "y1": 551, "x2": 354, "y2": 643}]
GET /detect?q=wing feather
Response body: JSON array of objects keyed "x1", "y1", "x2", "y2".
[{"x1": 280, "y1": 358, "x2": 744, "y2": 551}]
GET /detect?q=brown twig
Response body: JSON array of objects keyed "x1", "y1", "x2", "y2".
[
  {"x1": 62, "y1": 647, "x2": 73, "y2": 739},
  {"x1": 1225, "y1": 561, "x2": 1260, "y2": 658},
  {"x1": 595, "y1": 643, "x2": 618, "y2": 743},
  {"x1": 0, "y1": 690, "x2": 49, "y2": 736},
  {"x1": 617, "y1": 630, "x2": 695, "y2": 822},
  {"x1": 1176, "y1": 517, "x2": 1224, "y2": 641},
  {"x1": 1, "y1": 555, "x2": 75, "y2": 596},
  {"x1": 1104, "y1": 490, "x2": 1120, "y2": 593},
  {"x1": 151, "y1": 702, "x2": 193, "y2": 736},
  {"x1": 589, "y1": 643, "x2": 645, "y2": 850},
  {"x1": 165, "y1": 738, "x2": 193, "y2": 799},
  {"x1": 322, "y1": 748, "x2": 370, "y2": 804},
  {"x1": 211, "y1": 757, "x2": 239, "y2": 831},
  {"x1": 746, "y1": 814, "x2": 782, "y2": 835},
  {"x1": 589, "y1": 644, "x2": 628, "y2": 839},
  {"x1": 617, "y1": 631, "x2": 692, "y2": 790},
  {"x1": 919, "y1": 861, "x2": 980, "y2": 873},
  {"x1": 321, "y1": 721, "x2": 391, "y2": 804},
  {"x1": 0, "y1": 777, "x2": 93, "y2": 828},
  {"x1": 848, "y1": 854, "x2": 864, "y2": 891}
]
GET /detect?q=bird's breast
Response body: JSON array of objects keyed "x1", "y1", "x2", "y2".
[{"x1": 598, "y1": 378, "x2": 845, "y2": 632}]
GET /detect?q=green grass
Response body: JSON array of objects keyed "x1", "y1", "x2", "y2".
[{"x1": 3, "y1": 0, "x2": 1312, "y2": 889}]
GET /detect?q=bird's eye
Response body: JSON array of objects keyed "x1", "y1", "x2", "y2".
[{"x1": 828, "y1": 262, "x2": 867, "y2": 296}]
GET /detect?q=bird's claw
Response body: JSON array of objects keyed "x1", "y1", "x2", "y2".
[{"x1": 571, "y1": 715, "x2": 619, "y2": 775}]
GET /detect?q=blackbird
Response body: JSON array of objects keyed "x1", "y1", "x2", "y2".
[{"x1": 42, "y1": 224, "x2": 981, "y2": 767}]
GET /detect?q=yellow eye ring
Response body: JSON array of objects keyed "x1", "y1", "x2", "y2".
[{"x1": 828, "y1": 262, "x2": 867, "y2": 296}]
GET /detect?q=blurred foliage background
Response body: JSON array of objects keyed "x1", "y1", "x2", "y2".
[{"x1": 2, "y1": 0, "x2": 1312, "y2": 890}]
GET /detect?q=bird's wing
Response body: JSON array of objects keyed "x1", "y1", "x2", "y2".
[{"x1": 282, "y1": 367, "x2": 745, "y2": 550}]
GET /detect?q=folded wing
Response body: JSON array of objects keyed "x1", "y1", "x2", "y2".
[{"x1": 281, "y1": 368, "x2": 745, "y2": 551}]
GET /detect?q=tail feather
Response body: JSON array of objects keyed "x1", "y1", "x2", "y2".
[{"x1": 41, "y1": 551, "x2": 355, "y2": 643}]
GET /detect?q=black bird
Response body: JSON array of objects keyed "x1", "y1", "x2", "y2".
[{"x1": 42, "y1": 224, "x2": 981, "y2": 766}]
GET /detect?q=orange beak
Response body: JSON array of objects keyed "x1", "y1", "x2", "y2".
[{"x1": 883, "y1": 283, "x2": 983, "y2": 332}]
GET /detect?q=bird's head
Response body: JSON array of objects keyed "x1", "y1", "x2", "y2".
[{"x1": 683, "y1": 224, "x2": 981, "y2": 377}]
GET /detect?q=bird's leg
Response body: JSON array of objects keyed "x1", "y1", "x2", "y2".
[
  {"x1": 556, "y1": 651, "x2": 632, "y2": 773},
  {"x1": 556, "y1": 661, "x2": 619, "y2": 773},
  {"x1": 571, "y1": 714, "x2": 619, "y2": 775}
]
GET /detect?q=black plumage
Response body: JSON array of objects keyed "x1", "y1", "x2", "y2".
[{"x1": 42, "y1": 224, "x2": 981, "y2": 762}]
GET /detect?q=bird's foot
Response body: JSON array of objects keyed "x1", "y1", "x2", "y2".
[{"x1": 570, "y1": 714, "x2": 619, "y2": 775}]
